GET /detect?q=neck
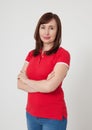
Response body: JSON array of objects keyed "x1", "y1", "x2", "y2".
[{"x1": 42, "y1": 42, "x2": 54, "y2": 52}]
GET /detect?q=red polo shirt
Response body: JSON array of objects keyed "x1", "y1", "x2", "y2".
[{"x1": 25, "y1": 47, "x2": 70, "y2": 120}]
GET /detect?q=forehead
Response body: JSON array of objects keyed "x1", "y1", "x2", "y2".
[{"x1": 41, "y1": 19, "x2": 57, "y2": 26}]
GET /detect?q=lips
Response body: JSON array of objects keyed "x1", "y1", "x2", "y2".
[{"x1": 43, "y1": 36, "x2": 50, "y2": 40}]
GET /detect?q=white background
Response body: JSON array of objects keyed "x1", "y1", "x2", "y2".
[{"x1": 0, "y1": 0, "x2": 92, "y2": 130}]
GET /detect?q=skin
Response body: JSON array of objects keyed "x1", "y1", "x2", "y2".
[
  {"x1": 17, "y1": 19, "x2": 69, "y2": 93},
  {"x1": 39, "y1": 19, "x2": 57, "y2": 51}
]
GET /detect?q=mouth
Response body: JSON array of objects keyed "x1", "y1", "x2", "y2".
[{"x1": 43, "y1": 36, "x2": 50, "y2": 40}]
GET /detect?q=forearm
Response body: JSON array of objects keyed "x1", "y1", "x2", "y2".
[
  {"x1": 17, "y1": 79, "x2": 38, "y2": 93},
  {"x1": 18, "y1": 63, "x2": 68, "y2": 93},
  {"x1": 26, "y1": 79, "x2": 50, "y2": 93},
  {"x1": 26, "y1": 70, "x2": 66, "y2": 93},
  {"x1": 18, "y1": 70, "x2": 56, "y2": 93}
]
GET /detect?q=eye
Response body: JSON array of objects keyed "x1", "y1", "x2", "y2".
[
  {"x1": 40, "y1": 25, "x2": 45, "y2": 29},
  {"x1": 49, "y1": 26, "x2": 54, "y2": 30},
  {"x1": 50, "y1": 27, "x2": 54, "y2": 30}
]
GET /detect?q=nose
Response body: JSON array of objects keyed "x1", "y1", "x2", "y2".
[{"x1": 45, "y1": 28, "x2": 49, "y2": 35}]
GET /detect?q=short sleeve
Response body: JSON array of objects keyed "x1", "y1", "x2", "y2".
[
  {"x1": 56, "y1": 48, "x2": 71, "y2": 67},
  {"x1": 25, "y1": 50, "x2": 33, "y2": 62}
]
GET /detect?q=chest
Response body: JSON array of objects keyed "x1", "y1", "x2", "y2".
[{"x1": 26, "y1": 54, "x2": 56, "y2": 80}]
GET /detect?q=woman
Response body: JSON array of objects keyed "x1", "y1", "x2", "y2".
[{"x1": 17, "y1": 12, "x2": 70, "y2": 130}]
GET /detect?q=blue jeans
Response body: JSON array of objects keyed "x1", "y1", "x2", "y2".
[{"x1": 26, "y1": 112, "x2": 67, "y2": 130}]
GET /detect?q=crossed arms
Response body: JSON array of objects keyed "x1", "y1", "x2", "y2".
[{"x1": 17, "y1": 62, "x2": 69, "y2": 93}]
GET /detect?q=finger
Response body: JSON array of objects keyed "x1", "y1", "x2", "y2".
[
  {"x1": 17, "y1": 74, "x2": 20, "y2": 80},
  {"x1": 20, "y1": 70, "x2": 23, "y2": 73},
  {"x1": 49, "y1": 72, "x2": 55, "y2": 77},
  {"x1": 49, "y1": 70, "x2": 55, "y2": 76},
  {"x1": 47, "y1": 73, "x2": 55, "y2": 80},
  {"x1": 49, "y1": 71, "x2": 54, "y2": 75},
  {"x1": 17, "y1": 73, "x2": 23, "y2": 80}
]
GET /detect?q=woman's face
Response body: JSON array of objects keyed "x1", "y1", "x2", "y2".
[{"x1": 39, "y1": 19, "x2": 57, "y2": 45}]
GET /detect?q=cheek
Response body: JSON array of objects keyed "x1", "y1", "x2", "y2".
[
  {"x1": 39, "y1": 30, "x2": 43, "y2": 38},
  {"x1": 51, "y1": 32, "x2": 57, "y2": 39},
  {"x1": 51, "y1": 29, "x2": 57, "y2": 36}
]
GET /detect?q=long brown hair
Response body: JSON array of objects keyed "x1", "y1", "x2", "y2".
[{"x1": 33, "y1": 12, "x2": 62, "y2": 56}]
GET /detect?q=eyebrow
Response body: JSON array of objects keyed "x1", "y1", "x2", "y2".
[{"x1": 40, "y1": 24, "x2": 56, "y2": 27}]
